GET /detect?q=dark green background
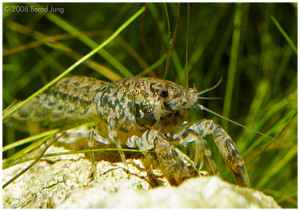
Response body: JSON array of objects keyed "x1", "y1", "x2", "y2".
[{"x1": 3, "y1": 3, "x2": 297, "y2": 208}]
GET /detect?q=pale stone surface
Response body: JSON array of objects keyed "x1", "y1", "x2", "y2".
[
  {"x1": 3, "y1": 146, "x2": 280, "y2": 208},
  {"x1": 2, "y1": 145, "x2": 151, "y2": 208},
  {"x1": 58, "y1": 176, "x2": 280, "y2": 209}
]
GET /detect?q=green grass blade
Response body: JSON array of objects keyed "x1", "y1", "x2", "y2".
[
  {"x1": 136, "y1": 54, "x2": 166, "y2": 77},
  {"x1": 271, "y1": 16, "x2": 297, "y2": 54},
  {"x1": 148, "y1": 3, "x2": 184, "y2": 84},
  {"x1": 3, "y1": 134, "x2": 55, "y2": 169},
  {"x1": 26, "y1": 3, "x2": 134, "y2": 78},
  {"x1": 256, "y1": 149, "x2": 297, "y2": 189},
  {"x1": 4, "y1": 148, "x2": 143, "y2": 169},
  {"x1": 222, "y1": 3, "x2": 242, "y2": 129},
  {"x1": 3, "y1": 129, "x2": 59, "y2": 152}
]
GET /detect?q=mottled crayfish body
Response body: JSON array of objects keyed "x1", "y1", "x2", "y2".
[
  {"x1": 4, "y1": 75, "x2": 251, "y2": 187},
  {"x1": 5, "y1": 76, "x2": 105, "y2": 131},
  {"x1": 5, "y1": 76, "x2": 189, "y2": 144},
  {"x1": 96, "y1": 77, "x2": 189, "y2": 132}
]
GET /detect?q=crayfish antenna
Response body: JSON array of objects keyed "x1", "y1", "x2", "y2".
[{"x1": 197, "y1": 77, "x2": 222, "y2": 96}]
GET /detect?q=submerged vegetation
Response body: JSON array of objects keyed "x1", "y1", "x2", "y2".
[{"x1": 3, "y1": 3, "x2": 297, "y2": 208}]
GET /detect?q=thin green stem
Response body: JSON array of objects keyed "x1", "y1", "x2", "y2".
[
  {"x1": 185, "y1": 3, "x2": 190, "y2": 90},
  {"x1": 222, "y1": 3, "x2": 242, "y2": 129},
  {"x1": 271, "y1": 16, "x2": 297, "y2": 54},
  {"x1": 136, "y1": 54, "x2": 167, "y2": 77},
  {"x1": 3, "y1": 129, "x2": 59, "y2": 152},
  {"x1": 26, "y1": 3, "x2": 134, "y2": 78},
  {"x1": 163, "y1": 3, "x2": 171, "y2": 78},
  {"x1": 4, "y1": 148, "x2": 144, "y2": 169}
]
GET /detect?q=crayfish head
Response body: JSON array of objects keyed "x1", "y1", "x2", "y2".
[
  {"x1": 161, "y1": 85, "x2": 198, "y2": 112},
  {"x1": 142, "y1": 78, "x2": 198, "y2": 114},
  {"x1": 129, "y1": 77, "x2": 199, "y2": 130}
]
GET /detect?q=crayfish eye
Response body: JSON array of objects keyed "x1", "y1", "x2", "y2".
[{"x1": 159, "y1": 90, "x2": 169, "y2": 98}]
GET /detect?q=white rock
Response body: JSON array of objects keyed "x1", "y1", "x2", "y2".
[{"x1": 3, "y1": 146, "x2": 280, "y2": 208}]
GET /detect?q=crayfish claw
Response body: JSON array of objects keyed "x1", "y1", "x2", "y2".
[{"x1": 234, "y1": 164, "x2": 250, "y2": 187}]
